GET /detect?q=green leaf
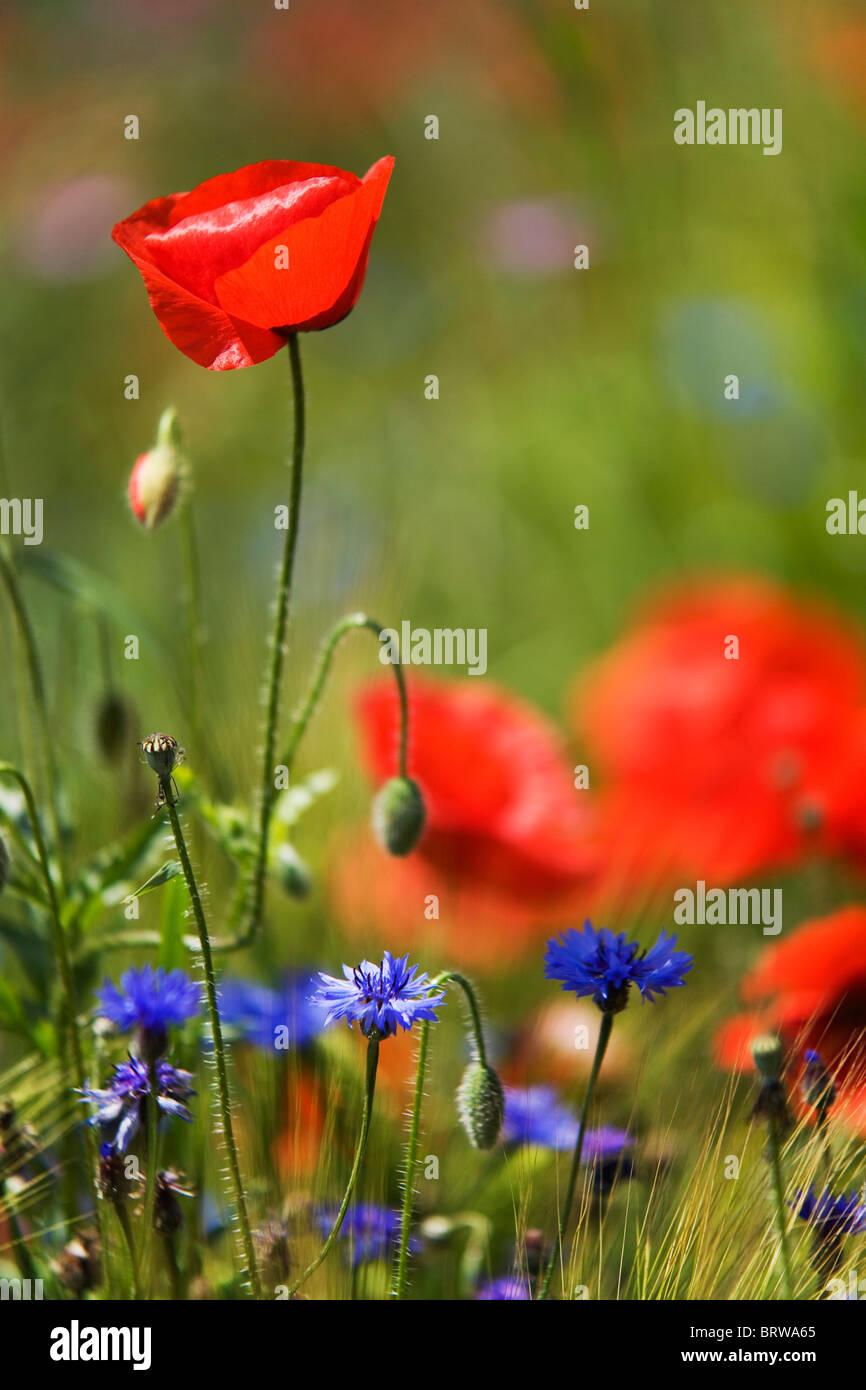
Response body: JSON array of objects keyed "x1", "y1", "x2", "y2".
[
  {"x1": 273, "y1": 768, "x2": 338, "y2": 829},
  {"x1": 128, "y1": 861, "x2": 183, "y2": 899}
]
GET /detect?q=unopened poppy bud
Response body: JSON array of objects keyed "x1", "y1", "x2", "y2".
[
  {"x1": 371, "y1": 776, "x2": 426, "y2": 856},
  {"x1": 128, "y1": 408, "x2": 185, "y2": 529},
  {"x1": 750, "y1": 1033, "x2": 784, "y2": 1082},
  {"x1": 0, "y1": 834, "x2": 8, "y2": 895},
  {"x1": 276, "y1": 843, "x2": 312, "y2": 900},
  {"x1": 456, "y1": 1059, "x2": 505, "y2": 1151}
]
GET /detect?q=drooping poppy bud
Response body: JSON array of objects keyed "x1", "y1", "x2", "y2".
[
  {"x1": 371, "y1": 777, "x2": 425, "y2": 856},
  {"x1": 456, "y1": 1059, "x2": 505, "y2": 1151}
]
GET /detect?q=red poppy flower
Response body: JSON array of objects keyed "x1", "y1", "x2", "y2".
[
  {"x1": 715, "y1": 907, "x2": 866, "y2": 1132},
  {"x1": 112, "y1": 156, "x2": 394, "y2": 370},
  {"x1": 330, "y1": 676, "x2": 598, "y2": 966},
  {"x1": 574, "y1": 577, "x2": 866, "y2": 886}
]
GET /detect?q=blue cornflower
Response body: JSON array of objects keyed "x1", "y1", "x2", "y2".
[
  {"x1": 544, "y1": 921, "x2": 693, "y2": 1013},
  {"x1": 80, "y1": 1056, "x2": 195, "y2": 1151},
  {"x1": 316, "y1": 1204, "x2": 414, "y2": 1267},
  {"x1": 97, "y1": 966, "x2": 201, "y2": 1059},
  {"x1": 476, "y1": 1275, "x2": 530, "y2": 1300},
  {"x1": 793, "y1": 1188, "x2": 866, "y2": 1239},
  {"x1": 218, "y1": 974, "x2": 324, "y2": 1051},
  {"x1": 801, "y1": 1049, "x2": 836, "y2": 1115},
  {"x1": 502, "y1": 1087, "x2": 578, "y2": 1150},
  {"x1": 311, "y1": 952, "x2": 446, "y2": 1039}
]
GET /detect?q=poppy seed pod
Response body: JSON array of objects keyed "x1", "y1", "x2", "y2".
[
  {"x1": 750, "y1": 1033, "x2": 784, "y2": 1082},
  {"x1": 456, "y1": 1059, "x2": 505, "y2": 1151},
  {"x1": 371, "y1": 776, "x2": 426, "y2": 856}
]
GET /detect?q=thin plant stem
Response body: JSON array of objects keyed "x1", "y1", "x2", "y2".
[
  {"x1": 115, "y1": 1201, "x2": 142, "y2": 1299},
  {"x1": 768, "y1": 1114, "x2": 794, "y2": 1299},
  {"x1": 241, "y1": 333, "x2": 305, "y2": 950},
  {"x1": 140, "y1": 1090, "x2": 161, "y2": 1295},
  {"x1": 392, "y1": 971, "x2": 488, "y2": 1299},
  {"x1": 0, "y1": 553, "x2": 65, "y2": 889},
  {"x1": 161, "y1": 783, "x2": 262, "y2": 1299},
  {"x1": 287, "y1": 1035, "x2": 379, "y2": 1298},
  {"x1": 538, "y1": 1010, "x2": 613, "y2": 1300},
  {"x1": 179, "y1": 499, "x2": 204, "y2": 752}
]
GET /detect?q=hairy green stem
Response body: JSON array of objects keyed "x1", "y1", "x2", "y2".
[
  {"x1": 240, "y1": 334, "x2": 305, "y2": 950},
  {"x1": 538, "y1": 1010, "x2": 613, "y2": 1300},
  {"x1": 768, "y1": 1114, "x2": 794, "y2": 1299},
  {"x1": 287, "y1": 1036, "x2": 379, "y2": 1298},
  {"x1": 392, "y1": 972, "x2": 488, "y2": 1299},
  {"x1": 161, "y1": 784, "x2": 262, "y2": 1299},
  {"x1": 115, "y1": 1201, "x2": 142, "y2": 1300},
  {"x1": 141, "y1": 1090, "x2": 161, "y2": 1295}
]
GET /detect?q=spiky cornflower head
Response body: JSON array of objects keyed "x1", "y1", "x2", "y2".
[
  {"x1": 476, "y1": 1274, "x2": 529, "y2": 1301},
  {"x1": 311, "y1": 951, "x2": 446, "y2": 1039},
  {"x1": 792, "y1": 1187, "x2": 866, "y2": 1281},
  {"x1": 315, "y1": 1203, "x2": 414, "y2": 1267},
  {"x1": 801, "y1": 1048, "x2": 836, "y2": 1117},
  {"x1": 80, "y1": 1056, "x2": 195, "y2": 1151},
  {"x1": 456, "y1": 1059, "x2": 505, "y2": 1150},
  {"x1": 544, "y1": 921, "x2": 693, "y2": 1014},
  {"x1": 97, "y1": 965, "x2": 201, "y2": 1062},
  {"x1": 218, "y1": 974, "x2": 324, "y2": 1051},
  {"x1": 97, "y1": 1142, "x2": 127, "y2": 1204},
  {"x1": 371, "y1": 776, "x2": 426, "y2": 856}
]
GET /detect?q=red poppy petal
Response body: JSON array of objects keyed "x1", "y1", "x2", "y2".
[
  {"x1": 742, "y1": 907, "x2": 866, "y2": 1002},
  {"x1": 212, "y1": 157, "x2": 393, "y2": 332}
]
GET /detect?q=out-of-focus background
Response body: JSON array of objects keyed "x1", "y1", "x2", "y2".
[{"x1": 2, "y1": 0, "x2": 866, "y2": 1299}]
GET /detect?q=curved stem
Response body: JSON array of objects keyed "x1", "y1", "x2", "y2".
[
  {"x1": 240, "y1": 334, "x2": 305, "y2": 951},
  {"x1": 768, "y1": 1114, "x2": 794, "y2": 1299},
  {"x1": 392, "y1": 1020, "x2": 431, "y2": 1300},
  {"x1": 538, "y1": 1010, "x2": 613, "y2": 1300},
  {"x1": 392, "y1": 971, "x2": 489, "y2": 1298},
  {"x1": 287, "y1": 1036, "x2": 379, "y2": 1298},
  {"x1": 161, "y1": 784, "x2": 262, "y2": 1299}
]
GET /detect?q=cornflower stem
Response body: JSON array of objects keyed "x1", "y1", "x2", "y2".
[
  {"x1": 0, "y1": 553, "x2": 65, "y2": 890},
  {"x1": 287, "y1": 1035, "x2": 380, "y2": 1298},
  {"x1": 392, "y1": 972, "x2": 487, "y2": 1299},
  {"x1": 161, "y1": 783, "x2": 262, "y2": 1299},
  {"x1": 242, "y1": 333, "x2": 305, "y2": 950},
  {"x1": 115, "y1": 1201, "x2": 142, "y2": 1300},
  {"x1": 767, "y1": 1113, "x2": 794, "y2": 1299},
  {"x1": 537, "y1": 1009, "x2": 613, "y2": 1300},
  {"x1": 141, "y1": 1090, "x2": 161, "y2": 1294}
]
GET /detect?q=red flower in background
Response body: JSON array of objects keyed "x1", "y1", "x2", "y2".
[
  {"x1": 715, "y1": 907, "x2": 866, "y2": 1132},
  {"x1": 330, "y1": 676, "x2": 598, "y2": 967},
  {"x1": 112, "y1": 157, "x2": 393, "y2": 370},
  {"x1": 574, "y1": 577, "x2": 866, "y2": 888}
]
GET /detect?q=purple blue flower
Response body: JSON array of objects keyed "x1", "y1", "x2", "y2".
[
  {"x1": 793, "y1": 1188, "x2": 866, "y2": 1238},
  {"x1": 311, "y1": 952, "x2": 446, "y2": 1039},
  {"x1": 316, "y1": 1204, "x2": 414, "y2": 1267},
  {"x1": 502, "y1": 1088, "x2": 631, "y2": 1176},
  {"x1": 545, "y1": 921, "x2": 693, "y2": 1013},
  {"x1": 80, "y1": 1056, "x2": 195, "y2": 1151},
  {"x1": 476, "y1": 1275, "x2": 529, "y2": 1300},
  {"x1": 218, "y1": 974, "x2": 324, "y2": 1051},
  {"x1": 97, "y1": 966, "x2": 201, "y2": 1058}
]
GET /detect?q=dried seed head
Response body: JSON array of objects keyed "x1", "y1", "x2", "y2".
[
  {"x1": 128, "y1": 408, "x2": 186, "y2": 529},
  {"x1": 138, "y1": 732, "x2": 182, "y2": 778},
  {"x1": 456, "y1": 1059, "x2": 505, "y2": 1150},
  {"x1": 371, "y1": 776, "x2": 426, "y2": 856}
]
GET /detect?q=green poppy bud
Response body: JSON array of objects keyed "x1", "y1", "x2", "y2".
[
  {"x1": 456, "y1": 1059, "x2": 505, "y2": 1151},
  {"x1": 371, "y1": 777, "x2": 426, "y2": 856},
  {"x1": 750, "y1": 1033, "x2": 784, "y2": 1082}
]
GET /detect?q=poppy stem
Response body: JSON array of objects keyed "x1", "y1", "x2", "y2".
[
  {"x1": 392, "y1": 972, "x2": 489, "y2": 1299},
  {"x1": 161, "y1": 781, "x2": 262, "y2": 1299},
  {"x1": 287, "y1": 1035, "x2": 380, "y2": 1297},
  {"x1": 281, "y1": 612, "x2": 410, "y2": 775},
  {"x1": 537, "y1": 1010, "x2": 613, "y2": 1300},
  {"x1": 767, "y1": 1113, "x2": 794, "y2": 1298},
  {"x1": 242, "y1": 332, "x2": 305, "y2": 949}
]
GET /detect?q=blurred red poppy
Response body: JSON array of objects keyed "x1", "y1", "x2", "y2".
[
  {"x1": 330, "y1": 676, "x2": 598, "y2": 966},
  {"x1": 574, "y1": 577, "x2": 866, "y2": 888},
  {"x1": 112, "y1": 156, "x2": 393, "y2": 370},
  {"x1": 715, "y1": 907, "x2": 866, "y2": 1131}
]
